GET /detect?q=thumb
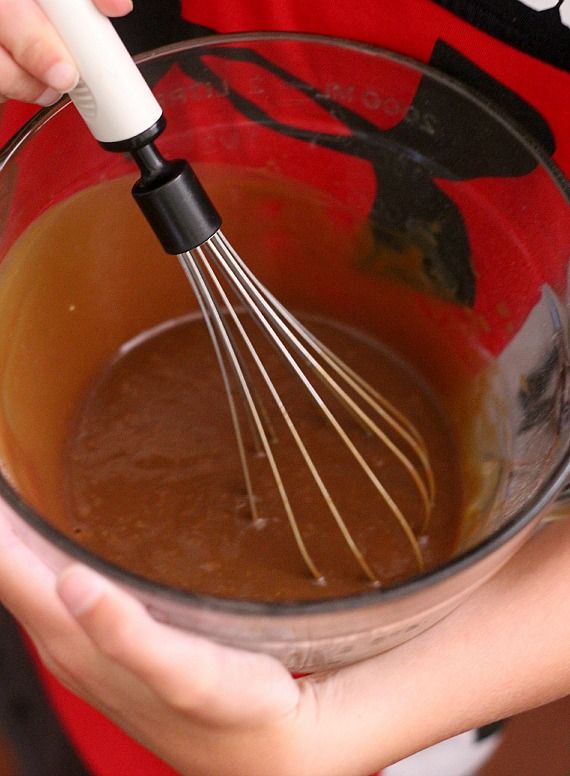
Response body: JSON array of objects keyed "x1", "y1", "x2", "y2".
[{"x1": 57, "y1": 564, "x2": 301, "y2": 727}]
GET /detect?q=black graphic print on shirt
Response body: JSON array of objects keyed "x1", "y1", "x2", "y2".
[
  {"x1": 115, "y1": 15, "x2": 554, "y2": 308},
  {"x1": 432, "y1": 0, "x2": 570, "y2": 70}
]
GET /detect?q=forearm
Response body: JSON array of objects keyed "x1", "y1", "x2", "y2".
[{"x1": 306, "y1": 517, "x2": 570, "y2": 776}]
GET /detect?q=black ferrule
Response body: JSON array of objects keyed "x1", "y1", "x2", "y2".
[{"x1": 130, "y1": 143, "x2": 222, "y2": 254}]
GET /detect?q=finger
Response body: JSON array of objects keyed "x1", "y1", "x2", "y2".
[
  {"x1": 0, "y1": 514, "x2": 180, "y2": 731},
  {"x1": 0, "y1": 0, "x2": 80, "y2": 98},
  {"x1": 0, "y1": 510, "x2": 89, "y2": 647},
  {"x1": 58, "y1": 564, "x2": 301, "y2": 727},
  {"x1": 0, "y1": 0, "x2": 133, "y2": 98},
  {"x1": 0, "y1": 0, "x2": 132, "y2": 104},
  {"x1": 0, "y1": 44, "x2": 61, "y2": 104},
  {"x1": 0, "y1": 513, "x2": 98, "y2": 691},
  {"x1": 0, "y1": 513, "x2": 57, "y2": 615},
  {"x1": 95, "y1": 0, "x2": 134, "y2": 16}
]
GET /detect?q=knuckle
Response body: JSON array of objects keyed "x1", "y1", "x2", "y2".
[
  {"x1": 160, "y1": 676, "x2": 203, "y2": 712},
  {"x1": 95, "y1": 619, "x2": 135, "y2": 661},
  {"x1": 0, "y1": 72, "x2": 41, "y2": 103},
  {"x1": 13, "y1": 35, "x2": 50, "y2": 75},
  {"x1": 0, "y1": 45, "x2": 45, "y2": 103},
  {"x1": 141, "y1": 652, "x2": 211, "y2": 712}
]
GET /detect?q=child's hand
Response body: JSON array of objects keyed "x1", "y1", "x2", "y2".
[
  {"x1": 0, "y1": 510, "x2": 329, "y2": 776},
  {"x1": 0, "y1": 0, "x2": 133, "y2": 106},
  {"x1": 1, "y1": 502, "x2": 570, "y2": 776}
]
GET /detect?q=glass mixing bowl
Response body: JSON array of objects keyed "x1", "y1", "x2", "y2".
[{"x1": 0, "y1": 33, "x2": 569, "y2": 672}]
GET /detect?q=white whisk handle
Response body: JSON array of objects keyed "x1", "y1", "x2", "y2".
[{"x1": 36, "y1": 0, "x2": 162, "y2": 145}]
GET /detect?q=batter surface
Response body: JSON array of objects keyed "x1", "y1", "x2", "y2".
[{"x1": 62, "y1": 313, "x2": 465, "y2": 601}]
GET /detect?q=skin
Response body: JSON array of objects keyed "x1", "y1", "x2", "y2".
[
  {"x1": 0, "y1": 504, "x2": 568, "y2": 776},
  {"x1": 0, "y1": 0, "x2": 132, "y2": 105}
]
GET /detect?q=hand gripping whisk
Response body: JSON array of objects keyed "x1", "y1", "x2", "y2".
[{"x1": 39, "y1": 0, "x2": 435, "y2": 586}]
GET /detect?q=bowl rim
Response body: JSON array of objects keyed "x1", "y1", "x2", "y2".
[{"x1": 1, "y1": 30, "x2": 570, "y2": 617}]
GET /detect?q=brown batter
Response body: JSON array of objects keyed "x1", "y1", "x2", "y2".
[
  {"x1": 62, "y1": 313, "x2": 464, "y2": 601},
  {"x1": 0, "y1": 167, "x2": 493, "y2": 603}
]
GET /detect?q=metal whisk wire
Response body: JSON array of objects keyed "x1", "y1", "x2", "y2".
[
  {"x1": 177, "y1": 229, "x2": 436, "y2": 585},
  {"x1": 217, "y1": 233, "x2": 436, "y2": 520}
]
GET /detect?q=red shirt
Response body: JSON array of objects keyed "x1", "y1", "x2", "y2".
[{"x1": 1, "y1": 2, "x2": 569, "y2": 773}]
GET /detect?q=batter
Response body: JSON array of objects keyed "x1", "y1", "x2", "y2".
[{"x1": 62, "y1": 312, "x2": 464, "y2": 601}]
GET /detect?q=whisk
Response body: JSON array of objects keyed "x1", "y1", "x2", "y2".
[{"x1": 39, "y1": 0, "x2": 435, "y2": 585}]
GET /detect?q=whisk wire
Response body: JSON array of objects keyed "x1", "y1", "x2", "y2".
[
  {"x1": 198, "y1": 231, "x2": 426, "y2": 572},
  {"x1": 216, "y1": 231, "x2": 436, "y2": 518},
  {"x1": 193, "y1": 244, "x2": 379, "y2": 583},
  {"x1": 181, "y1": 248, "x2": 325, "y2": 583},
  {"x1": 177, "y1": 255, "x2": 261, "y2": 525},
  {"x1": 208, "y1": 234, "x2": 427, "y2": 555}
]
